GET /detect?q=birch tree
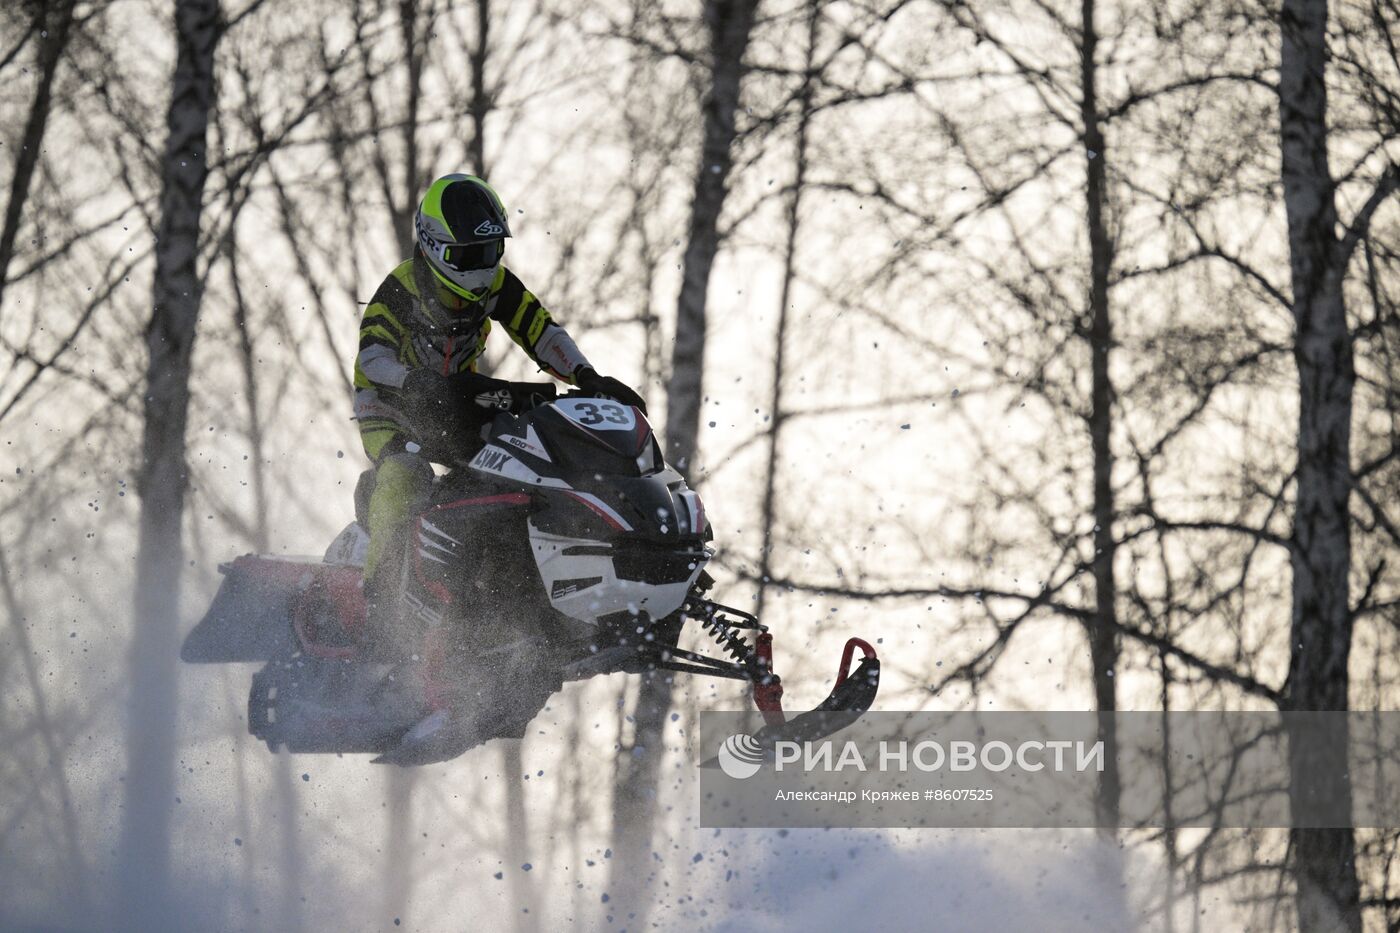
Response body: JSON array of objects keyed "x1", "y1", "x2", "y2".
[
  {"x1": 612, "y1": 0, "x2": 761, "y2": 913},
  {"x1": 1279, "y1": 0, "x2": 1398, "y2": 928},
  {"x1": 0, "y1": 0, "x2": 79, "y2": 320},
  {"x1": 116, "y1": 0, "x2": 221, "y2": 924},
  {"x1": 754, "y1": 0, "x2": 820, "y2": 622}
]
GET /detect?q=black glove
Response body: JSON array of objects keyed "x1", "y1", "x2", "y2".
[
  {"x1": 574, "y1": 367, "x2": 648, "y2": 415},
  {"x1": 400, "y1": 369, "x2": 466, "y2": 440},
  {"x1": 449, "y1": 371, "x2": 557, "y2": 413},
  {"x1": 400, "y1": 368, "x2": 558, "y2": 445}
]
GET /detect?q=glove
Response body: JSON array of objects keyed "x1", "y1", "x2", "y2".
[
  {"x1": 400, "y1": 369, "x2": 464, "y2": 440},
  {"x1": 574, "y1": 367, "x2": 648, "y2": 415},
  {"x1": 400, "y1": 369, "x2": 557, "y2": 458},
  {"x1": 449, "y1": 371, "x2": 557, "y2": 413}
]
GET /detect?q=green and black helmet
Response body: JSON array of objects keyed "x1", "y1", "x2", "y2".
[{"x1": 414, "y1": 174, "x2": 512, "y2": 303}]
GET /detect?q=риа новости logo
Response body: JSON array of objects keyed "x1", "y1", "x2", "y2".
[{"x1": 717, "y1": 733, "x2": 764, "y2": 779}]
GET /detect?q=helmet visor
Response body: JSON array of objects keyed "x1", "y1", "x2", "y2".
[{"x1": 440, "y1": 239, "x2": 503, "y2": 272}]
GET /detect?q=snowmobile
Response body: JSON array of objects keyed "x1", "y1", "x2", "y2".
[{"x1": 181, "y1": 390, "x2": 880, "y2": 765}]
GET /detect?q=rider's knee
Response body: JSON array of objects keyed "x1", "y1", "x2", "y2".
[{"x1": 370, "y1": 452, "x2": 433, "y2": 520}]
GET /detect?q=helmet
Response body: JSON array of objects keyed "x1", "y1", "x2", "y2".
[{"x1": 414, "y1": 174, "x2": 512, "y2": 303}]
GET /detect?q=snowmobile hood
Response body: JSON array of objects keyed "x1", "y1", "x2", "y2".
[{"x1": 495, "y1": 397, "x2": 658, "y2": 478}]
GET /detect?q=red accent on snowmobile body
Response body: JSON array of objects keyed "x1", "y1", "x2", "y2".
[
  {"x1": 563, "y1": 490, "x2": 626, "y2": 530},
  {"x1": 629, "y1": 409, "x2": 650, "y2": 455},
  {"x1": 752, "y1": 633, "x2": 787, "y2": 727},
  {"x1": 292, "y1": 564, "x2": 367, "y2": 660},
  {"x1": 412, "y1": 524, "x2": 455, "y2": 607},
  {"x1": 429, "y1": 493, "x2": 531, "y2": 512},
  {"x1": 420, "y1": 626, "x2": 452, "y2": 711},
  {"x1": 208, "y1": 556, "x2": 368, "y2": 660}
]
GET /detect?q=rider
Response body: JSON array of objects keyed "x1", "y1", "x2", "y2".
[{"x1": 353, "y1": 172, "x2": 646, "y2": 647}]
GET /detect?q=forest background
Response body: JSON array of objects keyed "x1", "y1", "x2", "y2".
[{"x1": 1, "y1": 0, "x2": 1398, "y2": 930}]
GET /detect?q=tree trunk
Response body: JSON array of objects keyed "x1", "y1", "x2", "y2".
[
  {"x1": 0, "y1": 0, "x2": 77, "y2": 322},
  {"x1": 469, "y1": 0, "x2": 491, "y2": 177},
  {"x1": 503, "y1": 742, "x2": 537, "y2": 933},
  {"x1": 383, "y1": 768, "x2": 416, "y2": 925},
  {"x1": 229, "y1": 244, "x2": 269, "y2": 553},
  {"x1": 1078, "y1": 12, "x2": 1129, "y2": 925},
  {"x1": 612, "y1": 0, "x2": 759, "y2": 916},
  {"x1": 398, "y1": 0, "x2": 429, "y2": 243},
  {"x1": 1279, "y1": 1, "x2": 1361, "y2": 930},
  {"x1": 117, "y1": 0, "x2": 221, "y2": 926},
  {"x1": 1078, "y1": 0, "x2": 1121, "y2": 834},
  {"x1": 754, "y1": 0, "x2": 818, "y2": 622},
  {"x1": 661, "y1": 0, "x2": 759, "y2": 476},
  {"x1": 228, "y1": 243, "x2": 304, "y2": 932},
  {"x1": 0, "y1": 544, "x2": 90, "y2": 918}
]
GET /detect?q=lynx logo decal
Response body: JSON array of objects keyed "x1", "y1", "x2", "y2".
[{"x1": 471, "y1": 447, "x2": 512, "y2": 473}]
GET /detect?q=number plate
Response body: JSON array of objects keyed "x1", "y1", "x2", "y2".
[{"x1": 553, "y1": 398, "x2": 636, "y2": 431}]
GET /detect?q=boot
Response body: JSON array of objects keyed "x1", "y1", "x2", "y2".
[
  {"x1": 361, "y1": 536, "x2": 418, "y2": 662},
  {"x1": 360, "y1": 453, "x2": 433, "y2": 660}
]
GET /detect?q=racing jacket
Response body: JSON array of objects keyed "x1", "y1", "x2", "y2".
[{"x1": 353, "y1": 256, "x2": 590, "y2": 461}]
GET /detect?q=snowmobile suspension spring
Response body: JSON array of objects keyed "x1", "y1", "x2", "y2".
[{"x1": 698, "y1": 611, "x2": 752, "y2": 665}]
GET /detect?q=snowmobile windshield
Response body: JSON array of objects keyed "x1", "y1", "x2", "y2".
[{"x1": 529, "y1": 399, "x2": 655, "y2": 477}]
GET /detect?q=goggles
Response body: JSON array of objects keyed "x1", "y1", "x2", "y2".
[{"x1": 438, "y1": 239, "x2": 503, "y2": 272}]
